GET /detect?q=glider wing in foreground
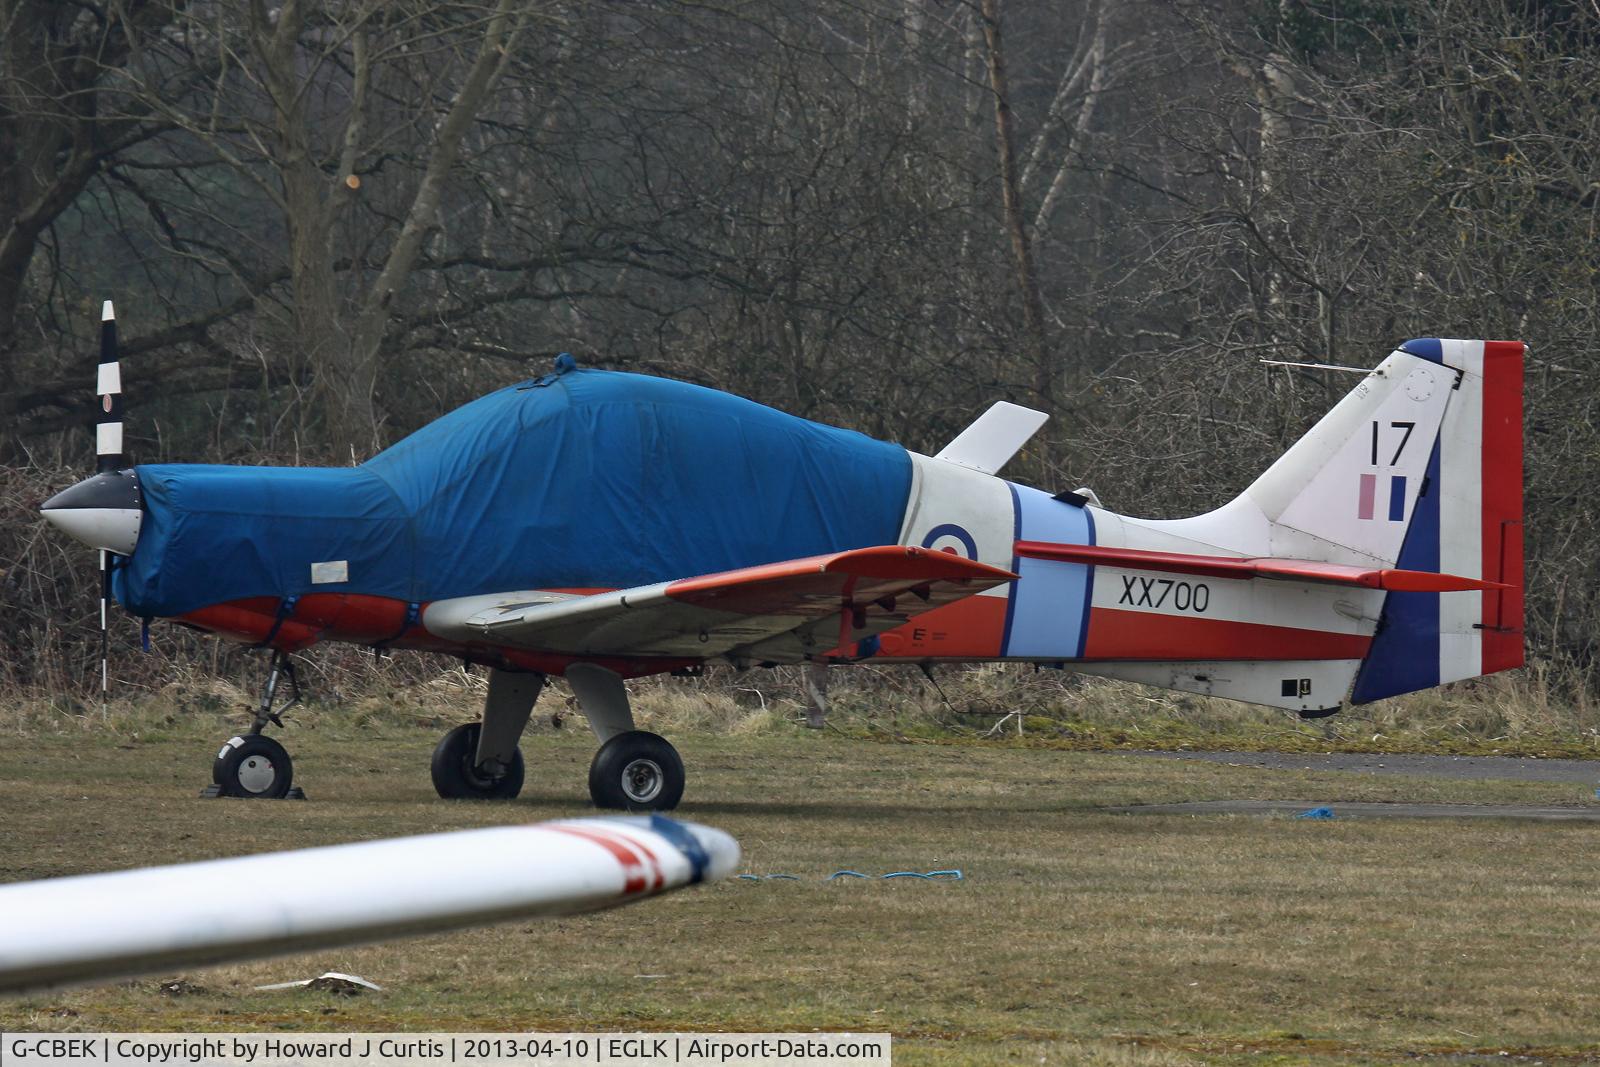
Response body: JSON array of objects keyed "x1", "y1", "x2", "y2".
[{"x1": 0, "y1": 815, "x2": 737, "y2": 995}]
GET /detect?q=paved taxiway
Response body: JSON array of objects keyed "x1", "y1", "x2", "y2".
[{"x1": 1111, "y1": 750, "x2": 1600, "y2": 821}]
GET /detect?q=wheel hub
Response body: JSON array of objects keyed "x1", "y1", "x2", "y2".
[
  {"x1": 462, "y1": 756, "x2": 505, "y2": 790},
  {"x1": 621, "y1": 758, "x2": 663, "y2": 804},
  {"x1": 236, "y1": 754, "x2": 276, "y2": 794}
]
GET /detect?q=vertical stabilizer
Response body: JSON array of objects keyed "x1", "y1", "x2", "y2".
[{"x1": 1243, "y1": 347, "x2": 1459, "y2": 567}]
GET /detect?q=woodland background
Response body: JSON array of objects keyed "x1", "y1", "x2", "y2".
[{"x1": 2, "y1": 0, "x2": 1597, "y2": 708}]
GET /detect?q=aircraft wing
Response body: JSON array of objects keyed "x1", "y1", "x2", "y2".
[{"x1": 424, "y1": 546, "x2": 1017, "y2": 664}]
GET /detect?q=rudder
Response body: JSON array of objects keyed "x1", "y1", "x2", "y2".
[{"x1": 1351, "y1": 339, "x2": 1525, "y2": 702}]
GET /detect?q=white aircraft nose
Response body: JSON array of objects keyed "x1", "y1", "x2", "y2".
[{"x1": 40, "y1": 470, "x2": 142, "y2": 555}]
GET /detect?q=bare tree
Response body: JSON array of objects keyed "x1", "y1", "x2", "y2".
[
  {"x1": 978, "y1": 0, "x2": 1052, "y2": 404},
  {"x1": 0, "y1": 1, "x2": 181, "y2": 434}
]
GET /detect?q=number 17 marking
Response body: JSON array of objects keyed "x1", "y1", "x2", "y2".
[{"x1": 1370, "y1": 420, "x2": 1416, "y2": 466}]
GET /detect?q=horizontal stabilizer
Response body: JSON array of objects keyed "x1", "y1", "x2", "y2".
[
  {"x1": 1013, "y1": 540, "x2": 1506, "y2": 593},
  {"x1": 935, "y1": 401, "x2": 1049, "y2": 475}
]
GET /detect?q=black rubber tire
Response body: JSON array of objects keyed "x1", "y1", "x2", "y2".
[
  {"x1": 588, "y1": 730, "x2": 684, "y2": 811},
  {"x1": 431, "y1": 722, "x2": 525, "y2": 800},
  {"x1": 213, "y1": 734, "x2": 294, "y2": 799}
]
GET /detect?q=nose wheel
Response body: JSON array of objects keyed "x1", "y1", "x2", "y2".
[
  {"x1": 202, "y1": 650, "x2": 304, "y2": 799},
  {"x1": 588, "y1": 731, "x2": 684, "y2": 811},
  {"x1": 213, "y1": 734, "x2": 295, "y2": 799}
]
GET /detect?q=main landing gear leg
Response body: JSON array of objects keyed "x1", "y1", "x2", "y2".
[
  {"x1": 431, "y1": 669, "x2": 542, "y2": 800},
  {"x1": 567, "y1": 663, "x2": 685, "y2": 811},
  {"x1": 204, "y1": 649, "x2": 302, "y2": 799}
]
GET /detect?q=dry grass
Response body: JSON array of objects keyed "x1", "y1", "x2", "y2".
[
  {"x1": 3, "y1": 719, "x2": 1600, "y2": 1064},
  {"x1": 7, "y1": 653, "x2": 1600, "y2": 763}
]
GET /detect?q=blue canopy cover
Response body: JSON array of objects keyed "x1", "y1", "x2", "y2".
[{"x1": 115, "y1": 368, "x2": 913, "y2": 618}]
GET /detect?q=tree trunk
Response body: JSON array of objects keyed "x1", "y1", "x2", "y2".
[
  {"x1": 978, "y1": 0, "x2": 1052, "y2": 404},
  {"x1": 344, "y1": 0, "x2": 525, "y2": 444}
]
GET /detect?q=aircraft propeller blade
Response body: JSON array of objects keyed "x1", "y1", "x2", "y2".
[
  {"x1": 99, "y1": 550, "x2": 110, "y2": 713},
  {"x1": 95, "y1": 300, "x2": 124, "y2": 472},
  {"x1": 96, "y1": 300, "x2": 121, "y2": 710},
  {"x1": 38, "y1": 300, "x2": 143, "y2": 708}
]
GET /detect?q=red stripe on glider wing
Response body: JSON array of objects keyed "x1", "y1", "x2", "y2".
[
  {"x1": 1013, "y1": 541, "x2": 1504, "y2": 593},
  {"x1": 665, "y1": 546, "x2": 1016, "y2": 616},
  {"x1": 594, "y1": 826, "x2": 666, "y2": 891},
  {"x1": 546, "y1": 826, "x2": 658, "y2": 894},
  {"x1": 1481, "y1": 340, "x2": 1525, "y2": 673},
  {"x1": 1082, "y1": 608, "x2": 1372, "y2": 661}
]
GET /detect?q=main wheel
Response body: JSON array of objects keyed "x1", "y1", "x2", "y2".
[
  {"x1": 588, "y1": 730, "x2": 684, "y2": 811},
  {"x1": 213, "y1": 734, "x2": 294, "y2": 799},
  {"x1": 431, "y1": 722, "x2": 525, "y2": 800}
]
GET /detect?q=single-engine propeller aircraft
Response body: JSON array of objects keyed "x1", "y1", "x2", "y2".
[{"x1": 42, "y1": 302, "x2": 1524, "y2": 809}]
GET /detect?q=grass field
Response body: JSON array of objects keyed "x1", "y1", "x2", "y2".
[{"x1": 3, "y1": 712, "x2": 1600, "y2": 1065}]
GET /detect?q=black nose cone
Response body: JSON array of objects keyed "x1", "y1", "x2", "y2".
[
  {"x1": 42, "y1": 469, "x2": 140, "y2": 513},
  {"x1": 41, "y1": 469, "x2": 143, "y2": 554}
]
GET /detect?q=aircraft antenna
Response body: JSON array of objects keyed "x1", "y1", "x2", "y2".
[{"x1": 1258, "y1": 359, "x2": 1372, "y2": 374}]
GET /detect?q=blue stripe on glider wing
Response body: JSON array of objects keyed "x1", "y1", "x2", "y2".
[
  {"x1": 1351, "y1": 439, "x2": 1442, "y2": 702},
  {"x1": 647, "y1": 814, "x2": 709, "y2": 884},
  {"x1": 1002, "y1": 484, "x2": 1094, "y2": 659},
  {"x1": 1399, "y1": 338, "x2": 1444, "y2": 363}
]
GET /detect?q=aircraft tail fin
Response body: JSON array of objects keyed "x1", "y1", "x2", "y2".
[
  {"x1": 1095, "y1": 339, "x2": 1524, "y2": 711},
  {"x1": 1227, "y1": 339, "x2": 1524, "y2": 700}
]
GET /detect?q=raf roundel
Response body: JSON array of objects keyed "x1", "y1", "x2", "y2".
[{"x1": 920, "y1": 523, "x2": 978, "y2": 559}]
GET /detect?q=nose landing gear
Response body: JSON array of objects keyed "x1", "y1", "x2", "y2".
[{"x1": 202, "y1": 650, "x2": 304, "y2": 799}]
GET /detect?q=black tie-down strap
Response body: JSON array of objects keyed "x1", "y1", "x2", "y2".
[
  {"x1": 250, "y1": 595, "x2": 301, "y2": 650},
  {"x1": 372, "y1": 601, "x2": 421, "y2": 654}
]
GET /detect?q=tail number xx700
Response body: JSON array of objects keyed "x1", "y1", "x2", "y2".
[{"x1": 1118, "y1": 575, "x2": 1210, "y2": 613}]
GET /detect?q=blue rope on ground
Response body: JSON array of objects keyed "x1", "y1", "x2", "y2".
[{"x1": 883, "y1": 869, "x2": 963, "y2": 880}]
